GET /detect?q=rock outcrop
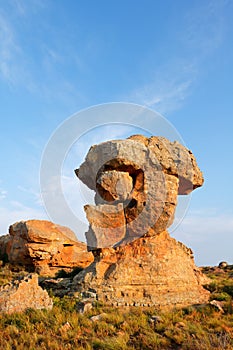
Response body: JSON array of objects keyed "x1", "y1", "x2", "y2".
[
  {"x1": 76, "y1": 135, "x2": 204, "y2": 248},
  {"x1": 0, "y1": 273, "x2": 53, "y2": 314},
  {"x1": 72, "y1": 231, "x2": 209, "y2": 307},
  {"x1": 73, "y1": 135, "x2": 210, "y2": 307},
  {"x1": 0, "y1": 220, "x2": 93, "y2": 276}
]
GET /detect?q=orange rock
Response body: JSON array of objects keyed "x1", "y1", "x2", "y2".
[
  {"x1": 72, "y1": 231, "x2": 210, "y2": 308},
  {"x1": 72, "y1": 134, "x2": 208, "y2": 308},
  {"x1": 1, "y1": 220, "x2": 93, "y2": 276},
  {"x1": 85, "y1": 204, "x2": 126, "y2": 249},
  {"x1": 76, "y1": 135, "x2": 204, "y2": 248},
  {"x1": 0, "y1": 273, "x2": 53, "y2": 314}
]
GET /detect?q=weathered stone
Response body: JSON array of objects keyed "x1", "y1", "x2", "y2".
[
  {"x1": 0, "y1": 273, "x2": 53, "y2": 314},
  {"x1": 72, "y1": 231, "x2": 210, "y2": 308},
  {"x1": 90, "y1": 313, "x2": 107, "y2": 322},
  {"x1": 128, "y1": 135, "x2": 204, "y2": 194},
  {"x1": 73, "y1": 135, "x2": 209, "y2": 308},
  {"x1": 76, "y1": 301, "x2": 93, "y2": 314},
  {"x1": 84, "y1": 204, "x2": 126, "y2": 249},
  {"x1": 75, "y1": 135, "x2": 204, "y2": 248},
  {"x1": 218, "y1": 261, "x2": 228, "y2": 269},
  {"x1": 1, "y1": 220, "x2": 93, "y2": 276},
  {"x1": 210, "y1": 300, "x2": 224, "y2": 313},
  {"x1": 97, "y1": 170, "x2": 133, "y2": 202}
]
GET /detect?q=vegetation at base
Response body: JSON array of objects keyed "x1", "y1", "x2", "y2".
[{"x1": 0, "y1": 263, "x2": 232, "y2": 349}]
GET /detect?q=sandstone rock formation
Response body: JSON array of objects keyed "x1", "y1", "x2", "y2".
[
  {"x1": 72, "y1": 231, "x2": 210, "y2": 307},
  {"x1": 73, "y1": 135, "x2": 210, "y2": 307},
  {"x1": 0, "y1": 273, "x2": 53, "y2": 314},
  {"x1": 76, "y1": 135, "x2": 204, "y2": 248},
  {"x1": 0, "y1": 220, "x2": 93, "y2": 276}
]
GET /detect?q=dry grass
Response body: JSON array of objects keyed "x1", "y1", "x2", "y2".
[{"x1": 0, "y1": 264, "x2": 232, "y2": 349}]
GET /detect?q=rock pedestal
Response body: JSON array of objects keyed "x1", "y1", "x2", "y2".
[
  {"x1": 73, "y1": 135, "x2": 210, "y2": 307},
  {"x1": 72, "y1": 231, "x2": 209, "y2": 307}
]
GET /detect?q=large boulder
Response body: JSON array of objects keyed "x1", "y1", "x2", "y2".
[
  {"x1": 72, "y1": 231, "x2": 210, "y2": 307},
  {"x1": 1, "y1": 220, "x2": 93, "y2": 276},
  {"x1": 73, "y1": 135, "x2": 209, "y2": 307},
  {"x1": 75, "y1": 135, "x2": 204, "y2": 249},
  {"x1": 0, "y1": 273, "x2": 53, "y2": 314}
]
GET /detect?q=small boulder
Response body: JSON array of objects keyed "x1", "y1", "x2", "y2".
[
  {"x1": 218, "y1": 261, "x2": 228, "y2": 269},
  {"x1": 76, "y1": 301, "x2": 93, "y2": 314},
  {"x1": 0, "y1": 273, "x2": 53, "y2": 314},
  {"x1": 210, "y1": 300, "x2": 224, "y2": 313},
  {"x1": 149, "y1": 315, "x2": 163, "y2": 324},
  {"x1": 90, "y1": 313, "x2": 107, "y2": 322}
]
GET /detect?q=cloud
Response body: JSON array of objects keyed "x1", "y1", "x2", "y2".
[
  {"x1": 173, "y1": 209, "x2": 233, "y2": 266},
  {"x1": 0, "y1": 189, "x2": 7, "y2": 200},
  {"x1": 0, "y1": 2, "x2": 84, "y2": 108},
  {"x1": 128, "y1": 72, "x2": 194, "y2": 114},
  {"x1": 0, "y1": 201, "x2": 48, "y2": 235},
  {"x1": 0, "y1": 13, "x2": 22, "y2": 85},
  {"x1": 17, "y1": 185, "x2": 43, "y2": 206},
  {"x1": 125, "y1": 0, "x2": 227, "y2": 114},
  {"x1": 11, "y1": 0, "x2": 46, "y2": 16},
  {"x1": 182, "y1": 0, "x2": 226, "y2": 57}
]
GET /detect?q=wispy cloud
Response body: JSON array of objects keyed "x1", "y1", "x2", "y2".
[
  {"x1": 173, "y1": 208, "x2": 233, "y2": 266},
  {"x1": 183, "y1": 0, "x2": 226, "y2": 57},
  {"x1": 126, "y1": 0, "x2": 228, "y2": 114},
  {"x1": 11, "y1": 0, "x2": 46, "y2": 17},
  {"x1": 0, "y1": 201, "x2": 48, "y2": 235},
  {"x1": 0, "y1": 13, "x2": 22, "y2": 85},
  {"x1": 17, "y1": 185, "x2": 43, "y2": 206},
  {"x1": 0, "y1": 2, "x2": 85, "y2": 108},
  {"x1": 0, "y1": 189, "x2": 7, "y2": 200},
  {"x1": 128, "y1": 69, "x2": 195, "y2": 114}
]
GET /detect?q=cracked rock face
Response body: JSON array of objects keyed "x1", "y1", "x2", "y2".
[{"x1": 75, "y1": 135, "x2": 204, "y2": 250}]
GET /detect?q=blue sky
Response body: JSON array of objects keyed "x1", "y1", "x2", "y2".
[{"x1": 0, "y1": 0, "x2": 233, "y2": 266}]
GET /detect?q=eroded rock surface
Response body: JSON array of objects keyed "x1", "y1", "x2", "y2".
[
  {"x1": 0, "y1": 273, "x2": 53, "y2": 314},
  {"x1": 75, "y1": 135, "x2": 204, "y2": 248},
  {"x1": 72, "y1": 231, "x2": 210, "y2": 307},
  {"x1": 0, "y1": 220, "x2": 93, "y2": 276},
  {"x1": 73, "y1": 135, "x2": 209, "y2": 307}
]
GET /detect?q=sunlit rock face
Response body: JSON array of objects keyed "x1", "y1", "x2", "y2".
[
  {"x1": 0, "y1": 220, "x2": 93, "y2": 276},
  {"x1": 73, "y1": 135, "x2": 209, "y2": 307},
  {"x1": 76, "y1": 135, "x2": 204, "y2": 249},
  {"x1": 0, "y1": 274, "x2": 53, "y2": 314}
]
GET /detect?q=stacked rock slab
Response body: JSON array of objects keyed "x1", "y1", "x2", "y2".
[
  {"x1": 0, "y1": 220, "x2": 93, "y2": 276},
  {"x1": 73, "y1": 135, "x2": 210, "y2": 307}
]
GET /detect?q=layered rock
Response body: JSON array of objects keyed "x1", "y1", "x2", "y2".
[
  {"x1": 0, "y1": 273, "x2": 53, "y2": 314},
  {"x1": 72, "y1": 231, "x2": 209, "y2": 307},
  {"x1": 73, "y1": 135, "x2": 209, "y2": 307},
  {"x1": 0, "y1": 220, "x2": 93, "y2": 276},
  {"x1": 75, "y1": 135, "x2": 204, "y2": 248}
]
